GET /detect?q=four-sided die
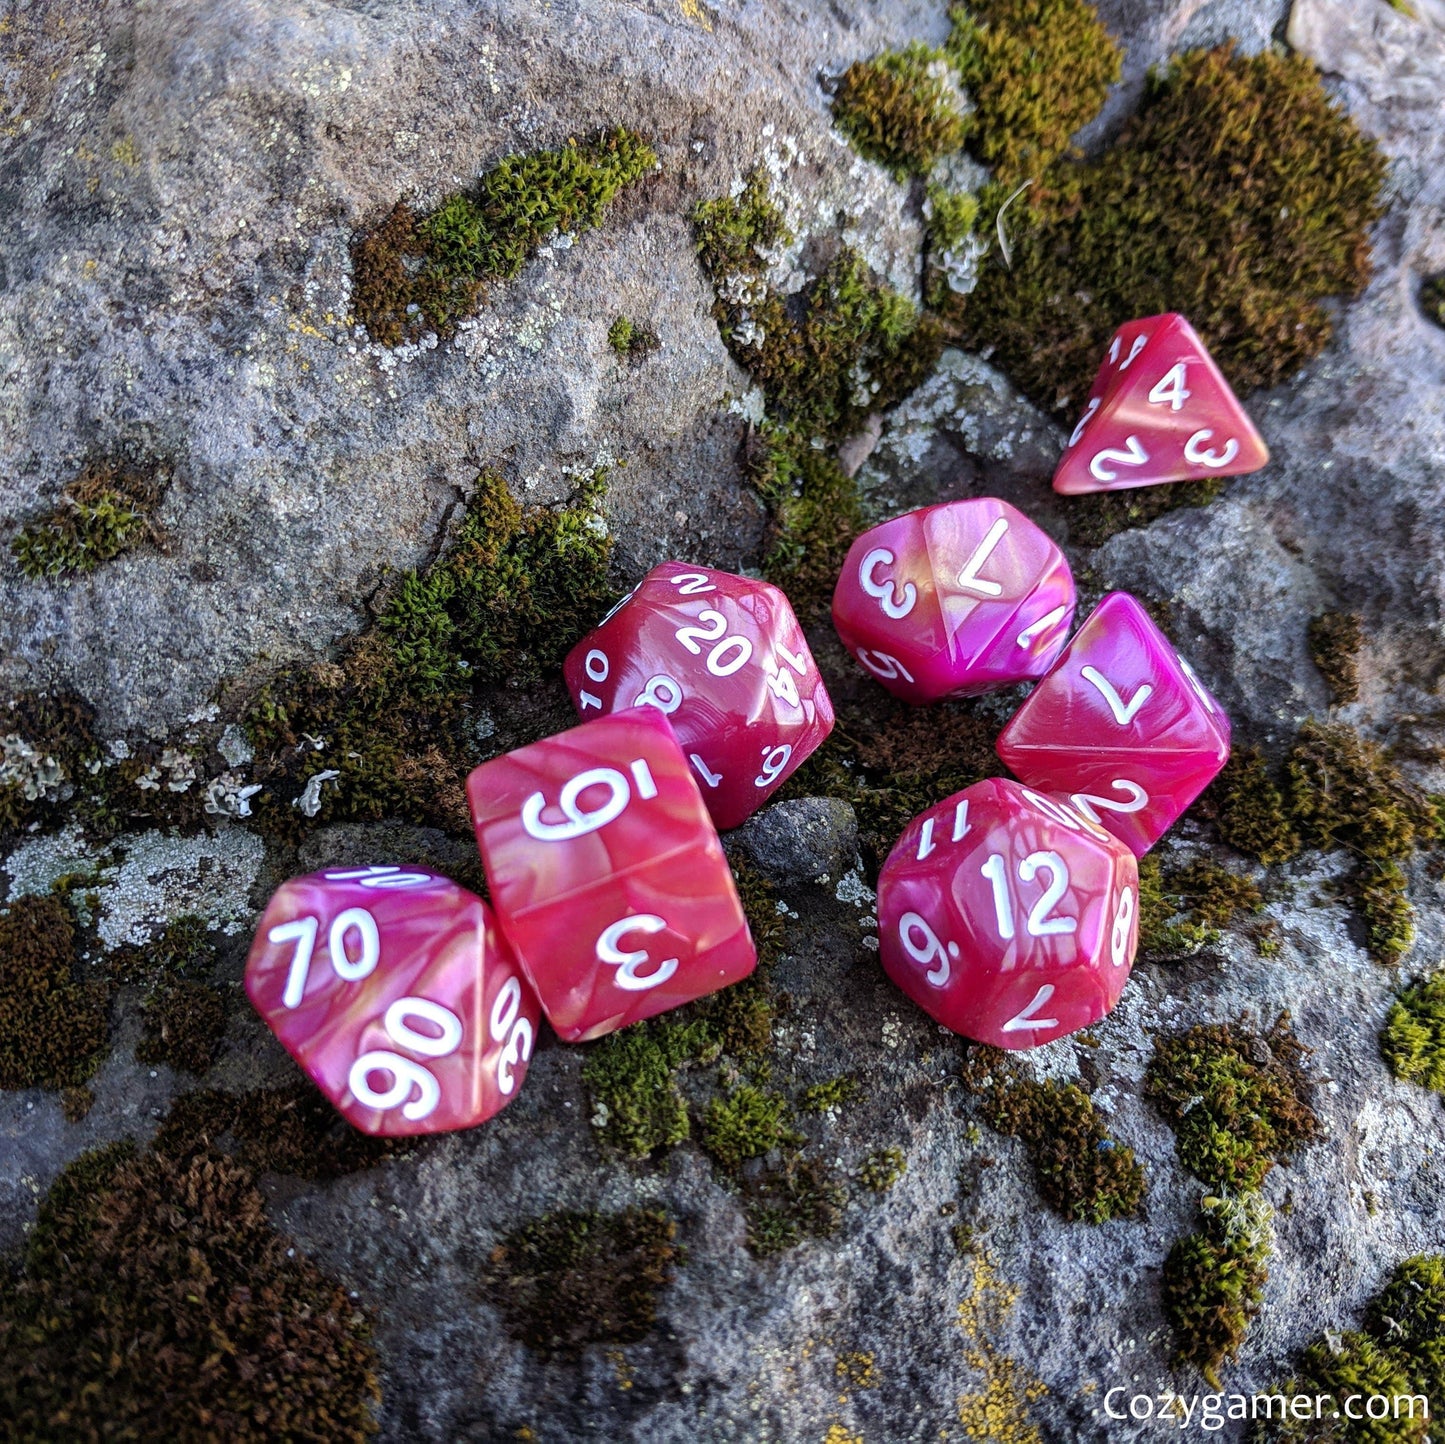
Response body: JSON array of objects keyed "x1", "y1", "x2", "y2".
[
  {"x1": 467, "y1": 706, "x2": 756, "y2": 1042},
  {"x1": 562, "y1": 561, "x2": 834, "y2": 831},
  {"x1": 877, "y1": 778, "x2": 1140, "y2": 1049},
  {"x1": 995, "y1": 591, "x2": 1231, "y2": 856},
  {"x1": 246, "y1": 866, "x2": 540, "y2": 1136},
  {"x1": 1053, "y1": 312, "x2": 1269, "y2": 496},
  {"x1": 832, "y1": 498, "x2": 1076, "y2": 703}
]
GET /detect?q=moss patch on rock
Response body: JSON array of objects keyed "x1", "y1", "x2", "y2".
[
  {"x1": 11, "y1": 458, "x2": 165, "y2": 580},
  {"x1": 0, "y1": 691, "x2": 105, "y2": 838},
  {"x1": 965, "y1": 1051, "x2": 1146, "y2": 1224},
  {"x1": 1203, "y1": 747, "x2": 1302, "y2": 866},
  {"x1": 831, "y1": 43, "x2": 970, "y2": 181},
  {"x1": 858, "y1": 1145, "x2": 908, "y2": 1193},
  {"x1": 607, "y1": 314, "x2": 659, "y2": 360},
  {"x1": 1420, "y1": 273, "x2": 1445, "y2": 329},
  {"x1": 483, "y1": 1206, "x2": 684, "y2": 1356},
  {"x1": 351, "y1": 128, "x2": 655, "y2": 345},
  {"x1": 1355, "y1": 860, "x2": 1416, "y2": 966},
  {"x1": 1381, "y1": 971, "x2": 1445, "y2": 1093},
  {"x1": 1162, "y1": 1191, "x2": 1272, "y2": 1386},
  {"x1": 243, "y1": 467, "x2": 614, "y2": 838},
  {"x1": 945, "y1": 0, "x2": 1121, "y2": 182},
  {"x1": 1309, "y1": 610, "x2": 1364, "y2": 705},
  {"x1": 112, "y1": 915, "x2": 227, "y2": 1075},
  {"x1": 1145, "y1": 1017, "x2": 1321, "y2": 1192},
  {"x1": 1137, "y1": 855, "x2": 1265, "y2": 960},
  {"x1": 953, "y1": 45, "x2": 1387, "y2": 415},
  {"x1": 701, "y1": 1084, "x2": 801, "y2": 1171},
  {"x1": 0, "y1": 1141, "x2": 380, "y2": 1439},
  {"x1": 0, "y1": 893, "x2": 110, "y2": 1093},
  {"x1": 741, "y1": 1154, "x2": 848, "y2": 1257}
]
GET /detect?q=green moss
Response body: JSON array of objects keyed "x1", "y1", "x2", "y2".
[
  {"x1": 244, "y1": 468, "x2": 614, "y2": 838},
  {"x1": 1286, "y1": 721, "x2": 1431, "y2": 862},
  {"x1": 945, "y1": 0, "x2": 1120, "y2": 182},
  {"x1": 1203, "y1": 747, "x2": 1301, "y2": 865},
  {"x1": 741, "y1": 1155, "x2": 848, "y2": 1258},
  {"x1": 1422, "y1": 274, "x2": 1445, "y2": 328},
  {"x1": 1145, "y1": 1017, "x2": 1321, "y2": 1192},
  {"x1": 1137, "y1": 855, "x2": 1264, "y2": 959},
  {"x1": 154, "y1": 1081, "x2": 406, "y2": 1178},
  {"x1": 1062, "y1": 478, "x2": 1226, "y2": 549},
  {"x1": 926, "y1": 184, "x2": 980, "y2": 252},
  {"x1": 693, "y1": 167, "x2": 790, "y2": 281},
  {"x1": 1309, "y1": 610, "x2": 1365, "y2": 705},
  {"x1": 802, "y1": 1074, "x2": 860, "y2": 1113},
  {"x1": 1356, "y1": 860, "x2": 1415, "y2": 966},
  {"x1": 1381, "y1": 972, "x2": 1445, "y2": 1092},
  {"x1": 483, "y1": 1206, "x2": 684, "y2": 1356},
  {"x1": 352, "y1": 128, "x2": 656, "y2": 345},
  {"x1": 0, "y1": 1141, "x2": 380, "y2": 1439},
  {"x1": 954, "y1": 45, "x2": 1387, "y2": 416},
  {"x1": 0, "y1": 894, "x2": 110, "y2": 1092},
  {"x1": 859, "y1": 1146, "x2": 908, "y2": 1193},
  {"x1": 700, "y1": 1085, "x2": 801, "y2": 1172},
  {"x1": 607, "y1": 314, "x2": 658, "y2": 359},
  {"x1": 11, "y1": 459, "x2": 163, "y2": 580},
  {"x1": 977, "y1": 1062, "x2": 1146, "y2": 1223},
  {"x1": 1161, "y1": 1191, "x2": 1272, "y2": 1386},
  {"x1": 832, "y1": 43, "x2": 970, "y2": 180},
  {"x1": 581, "y1": 1018, "x2": 707, "y2": 1157}
]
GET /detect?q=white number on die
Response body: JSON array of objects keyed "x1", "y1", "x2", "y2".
[
  {"x1": 1001, "y1": 984, "x2": 1059, "y2": 1034},
  {"x1": 859, "y1": 547, "x2": 917, "y2": 619},
  {"x1": 324, "y1": 866, "x2": 435, "y2": 889},
  {"x1": 898, "y1": 911, "x2": 957, "y2": 986},
  {"x1": 1089, "y1": 435, "x2": 1150, "y2": 483},
  {"x1": 489, "y1": 976, "x2": 534, "y2": 1095},
  {"x1": 1070, "y1": 779, "x2": 1150, "y2": 826},
  {"x1": 579, "y1": 648, "x2": 610, "y2": 711},
  {"x1": 1111, "y1": 886, "x2": 1135, "y2": 967},
  {"x1": 1068, "y1": 397, "x2": 1100, "y2": 449},
  {"x1": 1080, "y1": 666, "x2": 1152, "y2": 726},
  {"x1": 634, "y1": 674, "x2": 684, "y2": 715},
  {"x1": 675, "y1": 609, "x2": 753, "y2": 676},
  {"x1": 1183, "y1": 429, "x2": 1239, "y2": 469},
  {"x1": 855, "y1": 647, "x2": 915, "y2": 683},
  {"x1": 666, "y1": 571, "x2": 716, "y2": 596},
  {"x1": 755, "y1": 743, "x2": 793, "y2": 789},
  {"x1": 597, "y1": 914, "x2": 680, "y2": 992},
  {"x1": 1147, "y1": 362, "x2": 1190, "y2": 411},
  {"x1": 348, "y1": 994, "x2": 465, "y2": 1122},
  {"x1": 981, "y1": 850, "x2": 1078, "y2": 941},
  {"x1": 271, "y1": 906, "x2": 380, "y2": 1009},
  {"x1": 521, "y1": 759, "x2": 657, "y2": 842}
]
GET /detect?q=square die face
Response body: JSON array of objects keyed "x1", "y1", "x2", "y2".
[
  {"x1": 468, "y1": 708, "x2": 707, "y2": 917},
  {"x1": 996, "y1": 592, "x2": 1230, "y2": 854},
  {"x1": 564, "y1": 563, "x2": 834, "y2": 830},
  {"x1": 505, "y1": 839, "x2": 754, "y2": 1041},
  {"x1": 245, "y1": 868, "x2": 539, "y2": 1135}
]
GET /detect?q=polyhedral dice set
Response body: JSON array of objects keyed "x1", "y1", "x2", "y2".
[{"x1": 247, "y1": 313, "x2": 1261, "y2": 1133}]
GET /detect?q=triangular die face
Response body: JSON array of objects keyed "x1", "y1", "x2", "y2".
[
  {"x1": 1060, "y1": 315, "x2": 1166, "y2": 453},
  {"x1": 1053, "y1": 313, "x2": 1269, "y2": 495}
]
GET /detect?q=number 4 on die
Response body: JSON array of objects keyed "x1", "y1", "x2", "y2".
[{"x1": 1053, "y1": 313, "x2": 1269, "y2": 495}]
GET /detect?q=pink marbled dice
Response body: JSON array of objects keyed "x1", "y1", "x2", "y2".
[
  {"x1": 995, "y1": 591, "x2": 1231, "y2": 856},
  {"x1": 467, "y1": 706, "x2": 756, "y2": 1042},
  {"x1": 831, "y1": 498, "x2": 1076, "y2": 703},
  {"x1": 562, "y1": 561, "x2": 834, "y2": 831},
  {"x1": 246, "y1": 866, "x2": 540, "y2": 1136},
  {"x1": 878, "y1": 779, "x2": 1139, "y2": 1049}
]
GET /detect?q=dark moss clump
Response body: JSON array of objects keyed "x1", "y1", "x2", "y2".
[
  {"x1": 607, "y1": 314, "x2": 659, "y2": 360},
  {"x1": 945, "y1": 0, "x2": 1121, "y2": 182},
  {"x1": 831, "y1": 43, "x2": 970, "y2": 180},
  {"x1": 1420, "y1": 273, "x2": 1445, "y2": 329},
  {"x1": 0, "y1": 1141, "x2": 380, "y2": 1439},
  {"x1": 1309, "y1": 610, "x2": 1365, "y2": 705},
  {"x1": 0, "y1": 690, "x2": 104, "y2": 837},
  {"x1": 244, "y1": 468, "x2": 614, "y2": 838},
  {"x1": 694, "y1": 167, "x2": 790, "y2": 282},
  {"x1": 484, "y1": 1206, "x2": 683, "y2": 1356},
  {"x1": 352, "y1": 128, "x2": 656, "y2": 345},
  {"x1": 111, "y1": 915, "x2": 227, "y2": 1074},
  {"x1": 700, "y1": 1084, "x2": 801, "y2": 1172},
  {"x1": 741, "y1": 1154, "x2": 848, "y2": 1258},
  {"x1": 1368, "y1": 1255, "x2": 1445, "y2": 1347},
  {"x1": 1202, "y1": 747, "x2": 1301, "y2": 866},
  {"x1": 1137, "y1": 855, "x2": 1265, "y2": 960},
  {"x1": 581, "y1": 1017, "x2": 710, "y2": 1157},
  {"x1": 973, "y1": 1057, "x2": 1146, "y2": 1223},
  {"x1": 954, "y1": 45, "x2": 1387, "y2": 415},
  {"x1": 154, "y1": 1081, "x2": 406, "y2": 1178},
  {"x1": 1381, "y1": 971, "x2": 1445, "y2": 1093},
  {"x1": 1145, "y1": 1017, "x2": 1321, "y2": 1192},
  {"x1": 0, "y1": 894, "x2": 110, "y2": 1092},
  {"x1": 1162, "y1": 1192, "x2": 1272, "y2": 1386},
  {"x1": 1062, "y1": 478, "x2": 1226, "y2": 549},
  {"x1": 785, "y1": 692, "x2": 1003, "y2": 866},
  {"x1": 11, "y1": 459, "x2": 165, "y2": 580},
  {"x1": 859, "y1": 1146, "x2": 908, "y2": 1193},
  {"x1": 1285, "y1": 721, "x2": 1433, "y2": 862}
]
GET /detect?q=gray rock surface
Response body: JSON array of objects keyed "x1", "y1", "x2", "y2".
[
  {"x1": 4, "y1": 0, "x2": 1445, "y2": 1440},
  {"x1": 730, "y1": 796, "x2": 860, "y2": 887}
]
